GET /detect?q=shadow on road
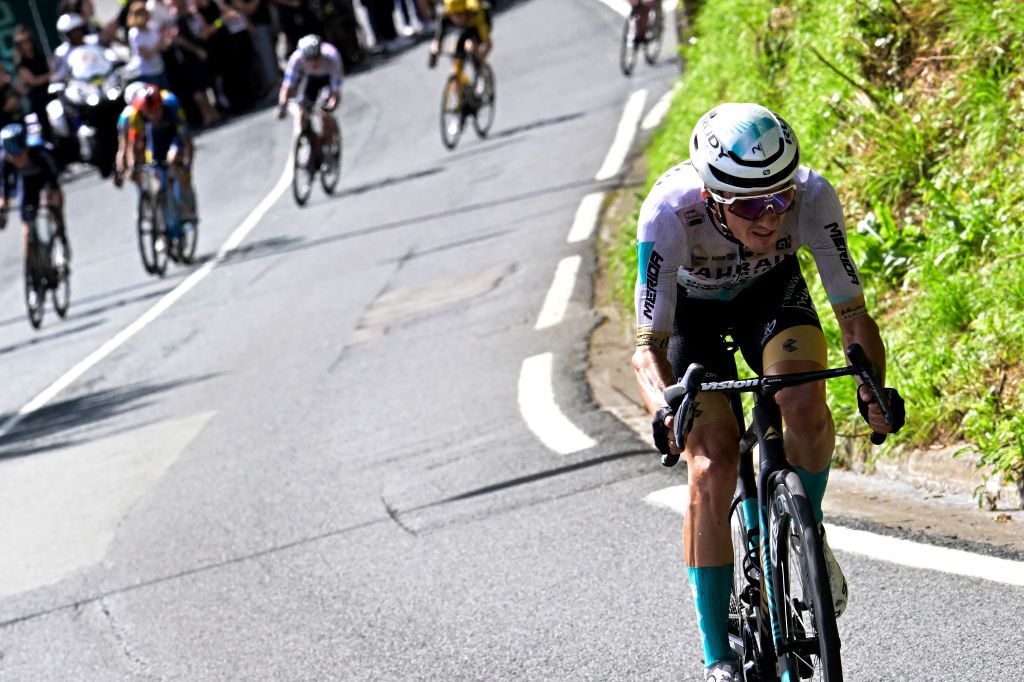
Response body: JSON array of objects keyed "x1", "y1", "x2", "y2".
[
  {"x1": 0, "y1": 374, "x2": 218, "y2": 461},
  {"x1": 489, "y1": 111, "x2": 585, "y2": 141},
  {"x1": 0, "y1": 319, "x2": 107, "y2": 357},
  {"x1": 331, "y1": 166, "x2": 445, "y2": 199}
]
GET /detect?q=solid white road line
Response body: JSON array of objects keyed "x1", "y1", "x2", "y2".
[
  {"x1": 0, "y1": 154, "x2": 294, "y2": 442},
  {"x1": 641, "y1": 85, "x2": 677, "y2": 131},
  {"x1": 567, "y1": 192, "x2": 605, "y2": 244},
  {"x1": 643, "y1": 485, "x2": 1024, "y2": 587},
  {"x1": 535, "y1": 256, "x2": 583, "y2": 330},
  {"x1": 518, "y1": 353, "x2": 597, "y2": 455},
  {"x1": 595, "y1": 89, "x2": 648, "y2": 181}
]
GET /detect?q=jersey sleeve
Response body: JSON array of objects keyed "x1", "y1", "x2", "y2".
[
  {"x1": 324, "y1": 44, "x2": 343, "y2": 92},
  {"x1": 634, "y1": 195, "x2": 686, "y2": 350},
  {"x1": 798, "y1": 174, "x2": 865, "y2": 308},
  {"x1": 282, "y1": 51, "x2": 302, "y2": 87}
]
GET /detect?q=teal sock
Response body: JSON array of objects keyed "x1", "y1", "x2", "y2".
[
  {"x1": 795, "y1": 466, "x2": 831, "y2": 523},
  {"x1": 687, "y1": 565, "x2": 736, "y2": 666}
]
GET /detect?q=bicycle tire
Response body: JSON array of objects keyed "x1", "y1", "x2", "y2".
[
  {"x1": 292, "y1": 130, "x2": 315, "y2": 206},
  {"x1": 440, "y1": 75, "x2": 464, "y2": 150},
  {"x1": 768, "y1": 471, "x2": 843, "y2": 681},
  {"x1": 137, "y1": 190, "x2": 167, "y2": 276},
  {"x1": 643, "y1": 5, "x2": 664, "y2": 64},
  {"x1": 47, "y1": 216, "x2": 71, "y2": 319},
  {"x1": 320, "y1": 129, "x2": 342, "y2": 195},
  {"x1": 729, "y1": 495, "x2": 765, "y2": 681},
  {"x1": 472, "y1": 63, "x2": 496, "y2": 138},
  {"x1": 620, "y1": 13, "x2": 639, "y2": 76},
  {"x1": 177, "y1": 220, "x2": 199, "y2": 264},
  {"x1": 23, "y1": 233, "x2": 45, "y2": 329}
]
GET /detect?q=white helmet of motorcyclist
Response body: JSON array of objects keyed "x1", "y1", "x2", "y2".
[
  {"x1": 57, "y1": 13, "x2": 87, "y2": 35},
  {"x1": 124, "y1": 81, "x2": 147, "y2": 105}
]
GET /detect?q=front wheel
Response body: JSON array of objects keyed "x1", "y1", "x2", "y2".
[
  {"x1": 440, "y1": 75, "x2": 464, "y2": 150},
  {"x1": 472, "y1": 63, "x2": 496, "y2": 138},
  {"x1": 729, "y1": 495, "x2": 765, "y2": 681},
  {"x1": 768, "y1": 472, "x2": 844, "y2": 681},
  {"x1": 137, "y1": 191, "x2": 168, "y2": 277},
  {"x1": 320, "y1": 129, "x2": 342, "y2": 195},
  {"x1": 292, "y1": 130, "x2": 315, "y2": 206},
  {"x1": 48, "y1": 225, "x2": 71, "y2": 319}
]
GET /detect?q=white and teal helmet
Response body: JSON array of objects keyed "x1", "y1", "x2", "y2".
[{"x1": 689, "y1": 103, "x2": 800, "y2": 194}]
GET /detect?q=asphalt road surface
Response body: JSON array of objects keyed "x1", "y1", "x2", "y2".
[{"x1": 1, "y1": 1, "x2": 1021, "y2": 680}]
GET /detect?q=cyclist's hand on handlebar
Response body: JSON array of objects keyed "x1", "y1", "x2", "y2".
[
  {"x1": 857, "y1": 384, "x2": 906, "y2": 438},
  {"x1": 651, "y1": 406, "x2": 681, "y2": 458},
  {"x1": 276, "y1": 103, "x2": 288, "y2": 120}
]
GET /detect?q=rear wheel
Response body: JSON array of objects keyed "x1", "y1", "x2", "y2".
[
  {"x1": 643, "y1": 4, "x2": 664, "y2": 64},
  {"x1": 620, "y1": 13, "x2": 639, "y2": 75},
  {"x1": 768, "y1": 472, "x2": 844, "y2": 681},
  {"x1": 472, "y1": 63, "x2": 496, "y2": 138},
  {"x1": 440, "y1": 75, "x2": 464, "y2": 150},
  {"x1": 292, "y1": 130, "x2": 315, "y2": 206},
  {"x1": 176, "y1": 220, "x2": 199, "y2": 264}
]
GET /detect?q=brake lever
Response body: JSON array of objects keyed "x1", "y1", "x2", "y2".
[
  {"x1": 661, "y1": 363, "x2": 706, "y2": 467},
  {"x1": 845, "y1": 343, "x2": 892, "y2": 444}
]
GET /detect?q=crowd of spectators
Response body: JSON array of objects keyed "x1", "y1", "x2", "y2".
[{"x1": 1, "y1": 0, "x2": 461, "y2": 134}]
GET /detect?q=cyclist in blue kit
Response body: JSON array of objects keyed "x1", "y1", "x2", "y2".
[{"x1": 631, "y1": 103, "x2": 905, "y2": 681}]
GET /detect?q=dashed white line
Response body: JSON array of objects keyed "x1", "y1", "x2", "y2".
[
  {"x1": 518, "y1": 353, "x2": 597, "y2": 455},
  {"x1": 644, "y1": 485, "x2": 1024, "y2": 586},
  {"x1": 535, "y1": 255, "x2": 582, "y2": 330},
  {"x1": 567, "y1": 192, "x2": 605, "y2": 244},
  {"x1": 641, "y1": 85, "x2": 678, "y2": 131},
  {"x1": 0, "y1": 149, "x2": 294, "y2": 442},
  {"x1": 595, "y1": 89, "x2": 648, "y2": 181}
]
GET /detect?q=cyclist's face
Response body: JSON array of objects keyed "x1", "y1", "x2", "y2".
[
  {"x1": 7, "y1": 149, "x2": 28, "y2": 168},
  {"x1": 715, "y1": 186, "x2": 792, "y2": 254},
  {"x1": 450, "y1": 12, "x2": 468, "y2": 26}
]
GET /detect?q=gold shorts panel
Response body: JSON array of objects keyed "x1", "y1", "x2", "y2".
[{"x1": 762, "y1": 325, "x2": 827, "y2": 371}]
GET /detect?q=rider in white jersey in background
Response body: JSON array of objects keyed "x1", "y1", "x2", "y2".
[
  {"x1": 632, "y1": 103, "x2": 904, "y2": 682},
  {"x1": 276, "y1": 35, "x2": 343, "y2": 150}
]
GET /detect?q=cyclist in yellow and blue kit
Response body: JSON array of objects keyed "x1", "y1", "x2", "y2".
[{"x1": 131, "y1": 84, "x2": 197, "y2": 228}]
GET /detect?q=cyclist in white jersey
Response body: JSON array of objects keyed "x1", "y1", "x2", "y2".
[
  {"x1": 631, "y1": 103, "x2": 904, "y2": 682},
  {"x1": 276, "y1": 34, "x2": 343, "y2": 150}
]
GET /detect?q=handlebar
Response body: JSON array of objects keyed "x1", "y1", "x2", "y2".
[{"x1": 659, "y1": 343, "x2": 895, "y2": 467}]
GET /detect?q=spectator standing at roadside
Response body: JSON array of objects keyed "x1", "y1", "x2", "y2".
[
  {"x1": 0, "y1": 69, "x2": 23, "y2": 128},
  {"x1": 12, "y1": 26, "x2": 53, "y2": 140},
  {"x1": 361, "y1": 0, "x2": 398, "y2": 49},
  {"x1": 164, "y1": 0, "x2": 221, "y2": 127},
  {"x1": 231, "y1": 0, "x2": 279, "y2": 96},
  {"x1": 127, "y1": 1, "x2": 171, "y2": 89},
  {"x1": 275, "y1": 0, "x2": 320, "y2": 56}
]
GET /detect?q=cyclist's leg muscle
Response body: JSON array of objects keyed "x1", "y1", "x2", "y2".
[{"x1": 683, "y1": 418, "x2": 741, "y2": 567}]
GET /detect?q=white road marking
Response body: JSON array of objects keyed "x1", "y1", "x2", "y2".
[
  {"x1": 595, "y1": 89, "x2": 648, "y2": 181},
  {"x1": 0, "y1": 411, "x2": 216, "y2": 597},
  {"x1": 518, "y1": 353, "x2": 596, "y2": 455},
  {"x1": 641, "y1": 85, "x2": 678, "y2": 131},
  {"x1": 644, "y1": 485, "x2": 1024, "y2": 587},
  {"x1": 567, "y1": 192, "x2": 605, "y2": 244},
  {"x1": 535, "y1": 256, "x2": 582, "y2": 330},
  {"x1": 0, "y1": 152, "x2": 293, "y2": 443}
]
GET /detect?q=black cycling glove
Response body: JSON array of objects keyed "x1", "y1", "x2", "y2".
[
  {"x1": 651, "y1": 405, "x2": 674, "y2": 456},
  {"x1": 857, "y1": 387, "x2": 906, "y2": 433}
]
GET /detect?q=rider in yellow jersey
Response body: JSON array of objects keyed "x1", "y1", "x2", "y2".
[{"x1": 428, "y1": 0, "x2": 493, "y2": 87}]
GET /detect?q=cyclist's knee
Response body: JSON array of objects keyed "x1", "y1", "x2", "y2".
[{"x1": 684, "y1": 421, "x2": 740, "y2": 509}]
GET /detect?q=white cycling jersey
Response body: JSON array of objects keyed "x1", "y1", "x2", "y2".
[
  {"x1": 634, "y1": 162, "x2": 865, "y2": 342},
  {"x1": 283, "y1": 43, "x2": 343, "y2": 92}
]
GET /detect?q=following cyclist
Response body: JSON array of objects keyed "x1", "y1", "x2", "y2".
[
  {"x1": 631, "y1": 103, "x2": 905, "y2": 682},
  {"x1": 627, "y1": 0, "x2": 657, "y2": 45},
  {"x1": 0, "y1": 123, "x2": 68, "y2": 258},
  {"x1": 276, "y1": 34, "x2": 342, "y2": 155},
  {"x1": 131, "y1": 84, "x2": 198, "y2": 227},
  {"x1": 428, "y1": 0, "x2": 493, "y2": 90}
]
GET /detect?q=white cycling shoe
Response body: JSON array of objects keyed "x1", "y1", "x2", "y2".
[
  {"x1": 820, "y1": 526, "x2": 848, "y2": 618},
  {"x1": 705, "y1": 660, "x2": 741, "y2": 682}
]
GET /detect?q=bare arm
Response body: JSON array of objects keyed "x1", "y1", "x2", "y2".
[{"x1": 837, "y1": 309, "x2": 893, "y2": 433}]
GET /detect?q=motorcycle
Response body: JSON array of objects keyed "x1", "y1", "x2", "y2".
[{"x1": 46, "y1": 43, "x2": 127, "y2": 177}]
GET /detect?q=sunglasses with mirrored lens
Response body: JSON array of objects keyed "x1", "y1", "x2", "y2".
[{"x1": 713, "y1": 186, "x2": 797, "y2": 221}]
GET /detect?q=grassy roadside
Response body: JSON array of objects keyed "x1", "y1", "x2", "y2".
[{"x1": 611, "y1": 0, "x2": 1024, "y2": 505}]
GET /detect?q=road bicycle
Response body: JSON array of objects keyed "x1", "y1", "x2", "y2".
[
  {"x1": 10, "y1": 205, "x2": 71, "y2": 329},
  {"x1": 620, "y1": 0, "x2": 665, "y2": 76},
  {"x1": 663, "y1": 343, "x2": 899, "y2": 681},
  {"x1": 439, "y1": 53, "x2": 496, "y2": 150},
  {"x1": 292, "y1": 102, "x2": 342, "y2": 206},
  {"x1": 136, "y1": 162, "x2": 198, "y2": 277}
]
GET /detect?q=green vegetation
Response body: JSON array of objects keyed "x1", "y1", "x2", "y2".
[{"x1": 613, "y1": 0, "x2": 1024, "y2": 499}]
